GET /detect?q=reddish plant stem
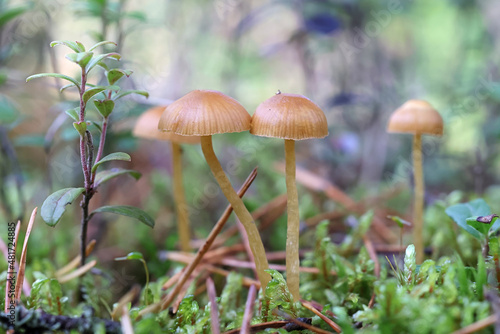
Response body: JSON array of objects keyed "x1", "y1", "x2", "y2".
[
  {"x1": 91, "y1": 117, "x2": 108, "y2": 183},
  {"x1": 78, "y1": 68, "x2": 90, "y2": 189},
  {"x1": 77, "y1": 67, "x2": 95, "y2": 271}
]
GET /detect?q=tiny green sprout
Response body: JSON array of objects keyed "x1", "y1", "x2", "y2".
[
  {"x1": 388, "y1": 215, "x2": 411, "y2": 251},
  {"x1": 387, "y1": 215, "x2": 412, "y2": 229},
  {"x1": 115, "y1": 252, "x2": 150, "y2": 305}
]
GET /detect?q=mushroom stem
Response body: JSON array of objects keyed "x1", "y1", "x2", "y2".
[
  {"x1": 412, "y1": 133, "x2": 424, "y2": 263},
  {"x1": 172, "y1": 141, "x2": 191, "y2": 252},
  {"x1": 200, "y1": 136, "x2": 271, "y2": 289},
  {"x1": 285, "y1": 139, "x2": 300, "y2": 301}
]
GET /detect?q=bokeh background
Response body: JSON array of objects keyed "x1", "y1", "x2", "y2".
[{"x1": 2, "y1": 0, "x2": 500, "y2": 296}]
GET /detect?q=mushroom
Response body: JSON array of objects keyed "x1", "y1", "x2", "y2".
[
  {"x1": 158, "y1": 90, "x2": 271, "y2": 289},
  {"x1": 387, "y1": 99, "x2": 443, "y2": 263},
  {"x1": 251, "y1": 91, "x2": 328, "y2": 301},
  {"x1": 133, "y1": 106, "x2": 199, "y2": 252}
]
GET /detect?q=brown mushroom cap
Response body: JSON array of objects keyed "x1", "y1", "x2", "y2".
[
  {"x1": 133, "y1": 106, "x2": 200, "y2": 144},
  {"x1": 158, "y1": 90, "x2": 251, "y2": 136},
  {"x1": 250, "y1": 92, "x2": 328, "y2": 140},
  {"x1": 387, "y1": 100, "x2": 443, "y2": 136}
]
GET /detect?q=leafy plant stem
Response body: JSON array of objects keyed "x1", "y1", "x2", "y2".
[{"x1": 80, "y1": 193, "x2": 91, "y2": 268}]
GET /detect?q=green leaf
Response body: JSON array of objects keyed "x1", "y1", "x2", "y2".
[
  {"x1": 115, "y1": 251, "x2": 144, "y2": 261},
  {"x1": 50, "y1": 40, "x2": 85, "y2": 53},
  {"x1": 106, "y1": 69, "x2": 132, "y2": 85},
  {"x1": 65, "y1": 52, "x2": 93, "y2": 68},
  {"x1": 387, "y1": 215, "x2": 412, "y2": 228},
  {"x1": 97, "y1": 61, "x2": 110, "y2": 71},
  {"x1": 94, "y1": 99, "x2": 115, "y2": 118},
  {"x1": 90, "y1": 205, "x2": 154, "y2": 228},
  {"x1": 113, "y1": 90, "x2": 149, "y2": 100},
  {"x1": 73, "y1": 121, "x2": 87, "y2": 137},
  {"x1": 65, "y1": 108, "x2": 79, "y2": 122},
  {"x1": 0, "y1": 6, "x2": 28, "y2": 27},
  {"x1": 26, "y1": 73, "x2": 80, "y2": 89},
  {"x1": 445, "y1": 198, "x2": 491, "y2": 240},
  {"x1": 60, "y1": 83, "x2": 77, "y2": 93},
  {"x1": 41, "y1": 188, "x2": 85, "y2": 227},
  {"x1": 88, "y1": 41, "x2": 117, "y2": 52},
  {"x1": 466, "y1": 216, "x2": 497, "y2": 238},
  {"x1": 94, "y1": 168, "x2": 141, "y2": 188},
  {"x1": 86, "y1": 53, "x2": 121, "y2": 73},
  {"x1": 91, "y1": 152, "x2": 131, "y2": 173},
  {"x1": 83, "y1": 87, "x2": 106, "y2": 103}
]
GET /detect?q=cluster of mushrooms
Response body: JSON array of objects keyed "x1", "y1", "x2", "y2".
[{"x1": 134, "y1": 90, "x2": 443, "y2": 300}]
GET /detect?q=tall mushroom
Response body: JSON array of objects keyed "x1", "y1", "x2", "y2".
[
  {"x1": 134, "y1": 106, "x2": 199, "y2": 252},
  {"x1": 158, "y1": 90, "x2": 271, "y2": 289},
  {"x1": 251, "y1": 91, "x2": 328, "y2": 301},
  {"x1": 387, "y1": 99, "x2": 443, "y2": 263}
]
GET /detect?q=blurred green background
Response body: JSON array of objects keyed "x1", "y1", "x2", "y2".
[{"x1": 1, "y1": 0, "x2": 500, "y2": 294}]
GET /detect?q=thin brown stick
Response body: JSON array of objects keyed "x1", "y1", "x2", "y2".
[
  {"x1": 222, "y1": 321, "x2": 288, "y2": 334},
  {"x1": 58, "y1": 260, "x2": 97, "y2": 284},
  {"x1": 451, "y1": 314, "x2": 496, "y2": 334},
  {"x1": 206, "y1": 194, "x2": 287, "y2": 249},
  {"x1": 162, "y1": 270, "x2": 185, "y2": 291},
  {"x1": 139, "y1": 168, "x2": 258, "y2": 317},
  {"x1": 203, "y1": 264, "x2": 261, "y2": 288},
  {"x1": 272, "y1": 309, "x2": 335, "y2": 334},
  {"x1": 240, "y1": 285, "x2": 257, "y2": 334},
  {"x1": 368, "y1": 293, "x2": 376, "y2": 309},
  {"x1": 172, "y1": 275, "x2": 197, "y2": 313},
  {"x1": 206, "y1": 277, "x2": 220, "y2": 334},
  {"x1": 15, "y1": 207, "x2": 37, "y2": 301},
  {"x1": 301, "y1": 300, "x2": 342, "y2": 333},
  {"x1": 112, "y1": 285, "x2": 141, "y2": 321},
  {"x1": 217, "y1": 258, "x2": 336, "y2": 276},
  {"x1": 55, "y1": 240, "x2": 96, "y2": 278},
  {"x1": 363, "y1": 235, "x2": 380, "y2": 278},
  {"x1": 120, "y1": 306, "x2": 135, "y2": 334},
  {"x1": 236, "y1": 219, "x2": 258, "y2": 278}
]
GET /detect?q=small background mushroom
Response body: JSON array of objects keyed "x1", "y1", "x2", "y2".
[
  {"x1": 387, "y1": 99, "x2": 444, "y2": 263},
  {"x1": 134, "y1": 105, "x2": 200, "y2": 252}
]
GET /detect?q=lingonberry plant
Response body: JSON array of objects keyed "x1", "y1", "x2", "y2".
[{"x1": 26, "y1": 40, "x2": 154, "y2": 270}]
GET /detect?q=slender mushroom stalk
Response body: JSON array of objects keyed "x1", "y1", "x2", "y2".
[
  {"x1": 201, "y1": 136, "x2": 271, "y2": 288},
  {"x1": 134, "y1": 106, "x2": 200, "y2": 252},
  {"x1": 251, "y1": 92, "x2": 328, "y2": 301},
  {"x1": 284, "y1": 139, "x2": 300, "y2": 299},
  {"x1": 171, "y1": 141, "x2": 191, "y2": 252},
  {"x1": 387, "y1": 100, "x2": 443, "y2": 263},
  {"x1": 412, "y1": 134, "x2": 424, "y2": 263},
  {"x1": 159, "y1": 90, "x2": 271, "y2": 290}
]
